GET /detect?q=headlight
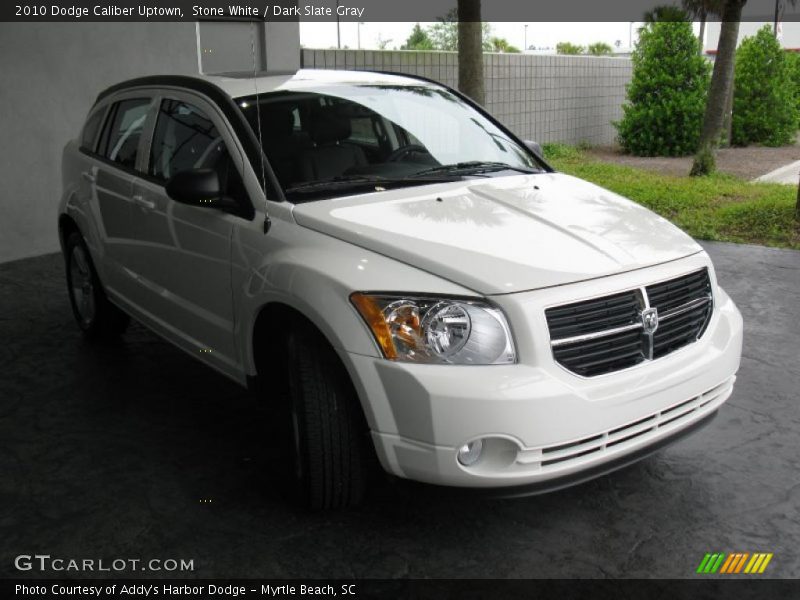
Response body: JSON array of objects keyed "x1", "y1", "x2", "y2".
[{"x1": 350, "y1": 293, "x2": 516, "y2": 365}]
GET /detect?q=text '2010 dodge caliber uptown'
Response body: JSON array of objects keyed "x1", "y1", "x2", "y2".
[{"x1": 59, "y1": 70, "x2": 743, "y2": 508}]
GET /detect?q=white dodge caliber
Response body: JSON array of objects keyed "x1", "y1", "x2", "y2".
[{"x1": 59, "y1": 70, "x2": 743, "y2": 508}]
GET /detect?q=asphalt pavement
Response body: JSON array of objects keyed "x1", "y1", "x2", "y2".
[{"x1": 1, "y1": 241, "x2": 798, "y2": 578}]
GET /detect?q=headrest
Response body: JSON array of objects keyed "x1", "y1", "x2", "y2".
[
  {"x1": 309, "y1": 107, "x2": 351, "y2": 145},
  {"x1": 261, "y1": 106, "x2": 295, "y2": 139}
]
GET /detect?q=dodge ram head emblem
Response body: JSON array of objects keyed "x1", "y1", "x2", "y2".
[{"x1": 641, "y1": 307, "x2": 659, "y2": 335}]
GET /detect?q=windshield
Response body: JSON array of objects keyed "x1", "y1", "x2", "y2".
[{"x1": 236, "y1": 83, "x2": 542, "y2": 201}]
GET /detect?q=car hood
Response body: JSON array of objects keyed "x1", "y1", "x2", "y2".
[{"x1": 292, "y1": 172, "x2": 703, "y2": 295}]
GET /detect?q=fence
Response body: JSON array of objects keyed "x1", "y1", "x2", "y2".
[{"x1": 300, "y1": 49, "x2": 633, "y2": 146}]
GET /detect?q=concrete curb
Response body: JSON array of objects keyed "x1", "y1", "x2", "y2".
[{"x1": 753, "y1": 159, "x2": 800, "y2": 184}]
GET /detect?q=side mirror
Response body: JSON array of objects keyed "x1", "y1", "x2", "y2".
[
  {"x1": 524, "y1": 140, "x2": 543, "y2": 159},
  {"x1": 165, "y1": 169, "x2": 235, "y2": 210}
]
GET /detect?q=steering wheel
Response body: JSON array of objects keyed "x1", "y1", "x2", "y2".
[{"x1": 386, "y1": 144, "x2": 428, "y2": 162}]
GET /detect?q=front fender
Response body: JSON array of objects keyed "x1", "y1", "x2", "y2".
[{"x1": 233, "y1": 216, "x2": 478, "y2": 376}]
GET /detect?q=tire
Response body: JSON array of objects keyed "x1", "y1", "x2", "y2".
[
  {"x1": 65, "y1": 231, "x2": 129, "y2": 340},
  {"x1": 285, "y1": 323, "x2": 368, "y2": 509}
]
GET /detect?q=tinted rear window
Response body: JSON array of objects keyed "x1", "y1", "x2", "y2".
[
  {"x1": 80, "y1": 108, "x2": 105, "y2": 152},
  {"x1": 99, "y1": 98, "x2": 151, "y2": 169}
]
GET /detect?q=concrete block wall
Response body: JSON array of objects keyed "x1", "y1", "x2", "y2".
[{"x1": 300, "y1": 49, "x2": 632, "y2": 146}]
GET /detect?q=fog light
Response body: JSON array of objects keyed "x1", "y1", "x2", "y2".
[{"x1": 457, "y1": 439, "x2": 483, "y2": 466}]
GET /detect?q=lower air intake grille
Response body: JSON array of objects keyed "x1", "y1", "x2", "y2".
[
  {"x1": 546, "y1": 269, "x2": 713, "y2": 377},
  {"x1": 515, "y1": 377, "x2": 734, "y2": 472}
]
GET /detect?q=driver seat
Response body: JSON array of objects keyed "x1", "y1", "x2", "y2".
[{"x1": 300, "y1": 107, "x2": 367, "y2": 181}]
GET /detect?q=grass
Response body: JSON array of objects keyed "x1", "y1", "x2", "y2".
[{"x1": 541, "y1": 143, "x2": 800, "y2": 250}]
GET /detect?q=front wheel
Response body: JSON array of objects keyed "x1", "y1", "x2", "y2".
[
  {"x1": 285, "y1": 324, "x2": 369, "y2": 509},
  {"x1": 65, "y1": 231, "x2": 129, "y2": 340}
]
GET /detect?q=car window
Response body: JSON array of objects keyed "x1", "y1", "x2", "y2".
[
  {"x1": 99, "y1": 98, "x2": 151, "y2": 169},
  {"x1": 80, "y1": 108, "x2": 105, "y2": 152},
  {"x1": 238, "y1": 85, "x2": 539, "y2": 199},
  {"x1": 149, "y1": 99, "x2": 247, "y2": 205},
  {"x1": 348, "y1": 116, "x2": 380, "y2": 146}
]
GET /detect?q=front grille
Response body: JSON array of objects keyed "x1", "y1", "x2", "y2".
[{"x1": 545, "y1": 268, "x2": 713, "y2": 377}]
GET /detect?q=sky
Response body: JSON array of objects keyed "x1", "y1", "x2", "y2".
[{"x1": 299, "y1": 22, "x2": 648, "y2": 52}]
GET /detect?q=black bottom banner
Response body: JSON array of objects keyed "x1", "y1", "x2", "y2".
[{"x1": 4, "y1": 579, "x2": 798, "y2": 600}]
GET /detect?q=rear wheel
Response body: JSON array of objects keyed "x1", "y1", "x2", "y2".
[
  {"x1": 65, "y1": 231, "x2": 129, "y2": 339},
  {"x1": 284, "y1": 323, "x2": 368, "y2": 509}
]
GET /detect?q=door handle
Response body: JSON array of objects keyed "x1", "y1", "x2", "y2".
[
  {"x1": 81, "y1": 171, "x2": 96, "y2": 183},
  {"x1": 132, "y1": 195, "x2": 156, "y2": 210}
]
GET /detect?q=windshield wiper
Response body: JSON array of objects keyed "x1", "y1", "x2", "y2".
[
  {"x1": 411, "y1": 161, "x2": 539, "y2": 177},
  {"x1": 285, "y1": 174, "x2": 458, "y2": 196}
]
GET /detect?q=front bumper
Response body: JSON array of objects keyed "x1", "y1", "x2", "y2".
[
  {"x1": 389, "y1": 409, "x2": 720, "y2": 498},
  {"x1": 345, "y1": 254, "x2": 743, "y2": 489}
]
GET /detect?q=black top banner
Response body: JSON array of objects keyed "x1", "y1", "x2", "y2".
[{"x1": 3, "y1": 0, "x2": 800, "y2": 22}]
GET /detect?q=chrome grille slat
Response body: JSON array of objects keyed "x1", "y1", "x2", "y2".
[
  {"x1": 659, "y1": 295, "x2": 711, "y2": 320},
  {"x1": 546, "y1": 268, "x2": 713, "y2": 377},
  {"x1": 549, "y1": 321, "x2": 643, "y2": 347}
]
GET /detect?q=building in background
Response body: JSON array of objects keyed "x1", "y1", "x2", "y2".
[
  {"x1": 0, "y1": 22, "x2": 300, "y2": 263},
  {"x1": 705, "y1": 21, "x2": 800, "y2": 53}
]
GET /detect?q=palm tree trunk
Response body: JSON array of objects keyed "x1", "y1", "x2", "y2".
[
  {"x1": 722, "y1": 76, "x2": 735, "y2": 146},
  {"x1": 457, "y1": 0, "x2": 485, "y2": 106},
  {"x1": 690, "y1": 0, "x2": 745, "y2": 176}
]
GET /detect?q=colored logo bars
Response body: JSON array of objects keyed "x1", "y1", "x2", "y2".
[{"x1": 696, "y1": 552, "x2": 773, "y2": 574}]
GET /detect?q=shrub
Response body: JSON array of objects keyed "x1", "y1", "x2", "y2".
[
  {"x1": 732, "y1": 26, "x2": 798, "y2": 147},
  {"x1": 615, "y1": 21, "x2": 711, "y2": 156},
  {"x1": 587, "y1": 42, "x2": 614, "y2": 56},
  {"x1": 690, "y1": 146, "x2": 715, "y2": 176},
  {"x1": 785, "y1": 51, "x2": 800, "y2": 114},
  {"x1": 401, "y1": 24, "x2": 434, "y2": 51},
  {"x1": 556, "y1": 42, "x2": 584, "y2": 55}
]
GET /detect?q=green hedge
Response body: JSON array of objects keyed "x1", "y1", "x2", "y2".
[
  {"x1": 786, "y1": 51, "x2": 800, "y2": 114},
  {"x1": 732, "y1": 26, "x2": 798, "y2": 147},
  {"x1": 615, "y1": 21, "x2": 710, "y2": 156}
]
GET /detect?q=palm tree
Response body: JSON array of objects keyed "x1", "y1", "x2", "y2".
[
  {"x1": 489, "y1": 37, "x2": 520, "y2": 53},
  {"x1": 457, "y1": 0, "x2": 485, "y2": 105},
  {"x1": 690, "y1": 0, "x2": 747, "y2": 176},
  {"x1": 643, "y1": 5, "x2": 689, "y2": 21},
  {"x1": 683, "y1": 0, "x2": 723, "y2": 51}
]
